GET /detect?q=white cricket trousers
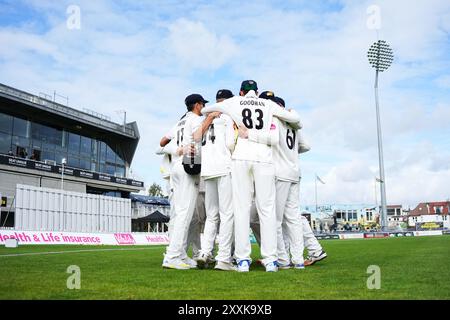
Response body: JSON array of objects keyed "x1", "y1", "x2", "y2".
[
  {"x1": 167, "y1": 178, "x2": 175, "y2": 237},
  {"x1": 249, "y1": 202, "x2": 261, "y2": 247},
  {"x1": 167, "y1": 171, "x2": 203, "y2": 259},
  {"x1": 164, "y1": 162, "x2": 199, "y2": 261},
  {"x1": 252, "y1": 211, "x2": 322, "y2": 260},
  {"x1": 301, "y1": 215, "x2": 322, "y2": 255},
  {"x1": 201, "y1": 174, "x2": 234, "y2": 263},
  {"x1": 232, "y1": 160, "x2": 277, "y2": 265},
  {"x1": 275, "y1": 180, "x2": 304, "y2": 265},
  {"x1": 186, "y1": 192, "x2": 205, "y2": 258}
]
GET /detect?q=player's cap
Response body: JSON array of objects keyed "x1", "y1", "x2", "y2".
[
  {"x1": 273, "y1": 96, "x2": 285, "y2": 108},
  {"x1": 240, "y1": 80, "x2": 258, "y2": 92},
  {"x1": 185, "y1": 94, "x2": 209, "y2": 106},
  {"x1": 216, "y1": 89, "x2": 234, "y2": 100},
  {"x1": 259, "y1": 91, "x2": 275, "y2": 100}
]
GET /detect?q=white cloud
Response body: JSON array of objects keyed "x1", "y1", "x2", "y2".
[
  {"x1": 0, "y1": 28, "x2": 63, "y2": 62},
  {"x1": 166, "y1": 18, "x2": 239, "y2": 70}
]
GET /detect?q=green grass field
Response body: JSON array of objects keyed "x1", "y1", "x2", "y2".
[{"x1": 0, "y1": 235, "x2": 449, "y2": 300}]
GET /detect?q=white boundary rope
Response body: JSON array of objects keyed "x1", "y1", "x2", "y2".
[{"x1": 0, "y1": 246, "x2": 163, "y2": 258}]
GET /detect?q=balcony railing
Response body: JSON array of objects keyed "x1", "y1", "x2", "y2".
[{"x1": 0, "y1": 83, "x2": 136, "y2": 138}]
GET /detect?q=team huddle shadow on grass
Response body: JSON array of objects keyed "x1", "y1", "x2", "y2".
[{"x1": 0, "y1": 236, "x2": 449, "y2": 300}]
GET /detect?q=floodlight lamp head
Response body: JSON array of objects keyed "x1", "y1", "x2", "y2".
[{"x1": 367, "y1": 40, "x2": 394, "y2": 72}]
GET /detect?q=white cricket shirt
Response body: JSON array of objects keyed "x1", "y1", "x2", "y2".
[
  {"x1": 272, "y1": 117, "x2": 301, "y2": 182},
  {"x1": 202, "y1": 91, "x2": 301, "y2": 163},
  {"x1": 168, "y1": 112, "x2": 204, "y2": 164},
  {"x1": 200, "y1": 114, "x2": 235, "y2": 179}
]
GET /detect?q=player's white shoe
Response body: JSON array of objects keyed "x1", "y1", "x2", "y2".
[
  {"x1": 214, "y1": 261, "x2": 237, "y2": 271},
  {"x1": 237, "y1": 260, "x2": 250, "y2": 272},
  {"x1": 162, "y1": 259, "x2": 191, "y2": 270},
  {"x1": 182, "y1": 256, "x2": 198, "y2": 269},
  {"x1": 304, "y1": 250, "x2": 327, "y2": 266},
  {"x1": 265, "y1": 261, "x2": 278, "y2": 272},
  {"x1": 293, "y1": 263, "x2": 305, "y2": 269}
]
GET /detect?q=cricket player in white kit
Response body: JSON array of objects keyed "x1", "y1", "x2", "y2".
[
  {"x1": 157, "y1": 123, "x2": 186, "y2": 239},
  {"x1": 157, "y1": 131, "x2": 208, "y2": 268},
  {"x1": 273, "y1": 106, "x2": 327, "y2": 267},
  {"x1": 246, "y1": 93, "x2": 327, "y2": 268},
  {"x1": 162, "y1": 94, "x2": 219, "y2": 270},
  {"x1": 270, "y1": 96, "x2": 308, "y2": 269},
  {"x1": 202, "y1": 80, "x2": 301, "y2": 272},
  {"x1": 158, "y1": 115, "x2": 199, "y2": 268},
  {"x1": 277, "y1": 111, "x2": 327, "y2": 267},
  {"x1": 242, "y1": 94, "x2": 306, "y2": 269},
  {"x1": 196, "y1": 89, "x2": 237, "y2": 271}
]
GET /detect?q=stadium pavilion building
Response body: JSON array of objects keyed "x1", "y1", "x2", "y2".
[{"x1": 0, "y1": 83, "x2": 144, "y2": 227}]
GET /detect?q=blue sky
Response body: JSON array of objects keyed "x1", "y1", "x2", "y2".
[{"x1": 1, "y1": 0, "x2": 449, "y2": 208}]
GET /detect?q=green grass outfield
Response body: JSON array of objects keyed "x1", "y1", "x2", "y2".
[{"x1": 0, "y1": 235, "x2": 449, "y2": 300}]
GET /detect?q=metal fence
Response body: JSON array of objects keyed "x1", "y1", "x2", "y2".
[{"x1": 15, "y1": 184, "x2": 131, "y2": 233}]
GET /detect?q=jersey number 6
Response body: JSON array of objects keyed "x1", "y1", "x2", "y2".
[{"x1": 286, "y1": 129, "x2": 296, "y2": 150}]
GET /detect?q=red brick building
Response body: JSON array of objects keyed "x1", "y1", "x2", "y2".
[
  {"x1": 407, "y1": 201, "x2": 450, "y2": 229},
  {"x1": 410, "y1": 201, "x2": 450, "y2": 216}
]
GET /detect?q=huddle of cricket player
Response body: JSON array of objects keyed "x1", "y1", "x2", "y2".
[{"x1": 157, "y1": 80, "x2": 327, "y2": 272}]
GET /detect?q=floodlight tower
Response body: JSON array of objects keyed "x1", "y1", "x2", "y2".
[
  {"x1": 367, "y1": 40, "x2": 394, "y2": 231},
  {"x1": 61, "y1": 157, "x2": 67, "y2": 190}
]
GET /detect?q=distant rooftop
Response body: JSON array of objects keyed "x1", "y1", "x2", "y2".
[
  {"x1": 130, "y1": 194, "x2": 170, "y2": 206},
  {"x1": 410, "y1": 201, "x2": 450, "y2": 216},
  {"x1": 0, "y1": 83, "x2": 137, "y2": 139}
]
